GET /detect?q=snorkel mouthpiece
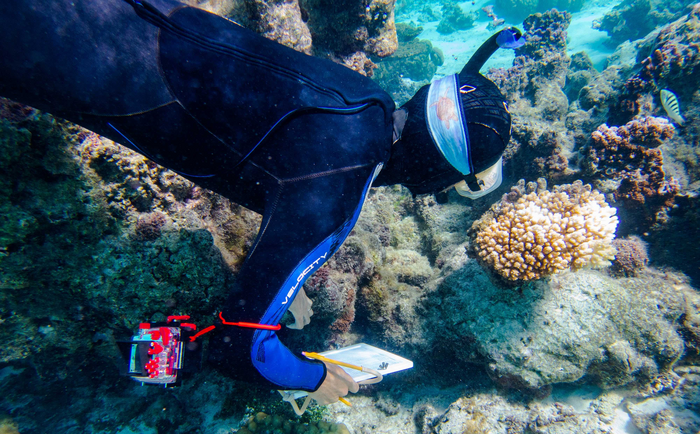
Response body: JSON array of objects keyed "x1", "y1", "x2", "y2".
[
  {"x1": 496, "y1": 27, "x2": 526, "y2": 49},
  {"x1": 461, "y1": 27, "x2": 524, "y2": 75}
]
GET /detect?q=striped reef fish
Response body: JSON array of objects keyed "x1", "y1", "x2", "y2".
[{"x1": 660, "y1": 89, "x2": 684, "y2": 124}]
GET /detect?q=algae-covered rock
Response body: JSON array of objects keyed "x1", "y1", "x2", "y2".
[
  {"x1": 372, "y1": 37, "x2": 442, "y2": 103},
  {"x1": 425, "y1": 265, "x2": 691, "y2": 393}
]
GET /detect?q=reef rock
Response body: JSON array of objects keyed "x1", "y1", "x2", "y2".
[
  {"x1": 0, "y1": 109, "x2": 259, "y2": 378},
  {"x1": 424, "y1": 264, "x2": 692, "y2": 394},
  {"x1": 608, "y1": 4, "x2": 700, "y2": 125},
  {"x1": 184, "y1": 0, "x2": 399, "y2": 75},
  {"x1": 593, "y1": 0, "x2": 696, "y2": 48},
  {"x1": 436, "y1": 1, "x2": 475, "y2": 35},
  {"x1": 493, "y1": 0, "x2": 584, "y2": 23},
  {"x1": 489, "y1": 9, "x2": 577, "y2": 182}
]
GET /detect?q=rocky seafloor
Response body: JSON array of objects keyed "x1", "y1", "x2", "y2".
[{"x1": 2, "y1": 0, "x2": 700, "y2": 433}]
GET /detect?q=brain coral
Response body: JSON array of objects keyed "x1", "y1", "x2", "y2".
[{"x1": 470, "y1": 179, "x2": 618, "y2": 281}]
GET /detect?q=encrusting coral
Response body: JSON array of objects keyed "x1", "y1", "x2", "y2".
[
  {"x1": 610, "y1": 236, "x2": 649, "y2": 277},
  {"x1": 470, "y1": 179, "x2": 618, "y2": 281},
  {"x1": 585, "y1": 116, "x2": 679, "y2": 232}
]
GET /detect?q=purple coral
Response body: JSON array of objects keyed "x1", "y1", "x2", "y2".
[
  {"x1": 610, "y1": 236, "x2": 649, "y2": 277},
  {"x1": 516, "y1": 9, "x2": 572, "y2": 61},
  {"x1": 134, "y1": 212, "x2": 166, "y2": 241},
  {"x1": 586, "y1": 116, "x2": 679, "y2": 232}
]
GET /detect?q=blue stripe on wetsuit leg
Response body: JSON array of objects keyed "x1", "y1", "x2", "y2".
[{"x1": 251, "y1": 164, "x2": 383, "y2": 390}]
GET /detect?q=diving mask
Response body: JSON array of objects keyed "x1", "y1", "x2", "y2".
[{"x1": 426, "y1": 74, "x2": 504, "y2": 199}]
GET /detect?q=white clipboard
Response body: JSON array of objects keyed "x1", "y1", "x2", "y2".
[{"x1": 284, "y1": 343, "x2": 413, "y2": 400}]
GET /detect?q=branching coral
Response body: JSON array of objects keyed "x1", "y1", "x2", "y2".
[{"x1": 470, "y1": 179, "x2": 618, "y2": 281}]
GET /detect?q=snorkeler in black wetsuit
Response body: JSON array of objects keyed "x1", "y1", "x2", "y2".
[{"x1": 0, "y1": 0, "x2": 523, "y2": 404}]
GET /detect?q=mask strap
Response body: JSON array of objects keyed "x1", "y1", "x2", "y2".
[{"x1": 463, "y1": 173, "x2": 481, "y2": 192}]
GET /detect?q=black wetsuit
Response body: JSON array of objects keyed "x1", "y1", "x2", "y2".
[{"x1": 0, "y1": 0, "x2": 396, "y2": 391}]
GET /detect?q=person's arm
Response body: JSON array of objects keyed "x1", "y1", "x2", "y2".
[{"x1": 209, "y1": 163, "x2": 382, "y2": 392}]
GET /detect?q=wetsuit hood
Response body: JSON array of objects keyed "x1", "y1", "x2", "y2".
[{"x1": 374, "y1": 27, "x2": 524, "y2": 197}]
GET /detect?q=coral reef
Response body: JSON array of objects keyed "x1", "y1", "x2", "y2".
[
  {"x1": 299, "y1": 0, "x2": 398, "y2": 75},
  {"x1": 489, "y1": 9, "x2": 577, "y2": 183},
  {"x1": 517, "y1": 9, "x2": 572, "y2": 61},
  {"x1": 607, "y1": 5, "x2": 700, "y2": 125},
  {"x1": 2, "y1": 110, "x2": 700, "y2": 432},
  {"x1": 235, "y1": 411, "x2": 350, "y2": 434},
  {"x1": 0, "y1": 108, "x2": 261, "y2": 383},
  {"x1": 395, "y1": 22, "x2": 423, "y2": 42},
  {"x1": 469, "y1": 179, "x2": 618, "y2": 282},
  {"x1": 645, "y1": 191, "x2": 700, "y2": 286},
  {"x1": 584, "y1": 116, "x2": 679, "y2": 233},
  {"x1": 593, "y1": 0, "x2": 695, "y2": 48},
  {"x1": 436, "y1": 1, "x2": 475, "y2": 35},
  {"x1": 425, "y1": 265, "x2": 694, "y2": 394},
  {"x1": 0, "y1": 419, "x2": 19, "y2": 434},
  {"x1": 493, "y1": 0, "x2": 584, "y2": 23},
  {"x1": 372, "y1": 36, "x2": 443, "y2": 103},
  {"x1": 640, "y1": 5, "x2": 700, "y2": 95},
  {"x1": 5, "y1": 3, "x2": 700, "y2": 433},
  {"x1": 482, "y1": 5, "x2": 505, "y2": 31},
  {"x1": 184, "y1": 0, "x2": 399, "y2": 76},
  {"x1": 490, "y1": 5, "x2": 696, "y2": 202},
  {"x1": 372, "y1": 20, "x2": 442, "y2": 104}
]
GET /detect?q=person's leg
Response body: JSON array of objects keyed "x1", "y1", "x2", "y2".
[{"x1": 0, "y1": 0, "x2": 181, "y2": 117}]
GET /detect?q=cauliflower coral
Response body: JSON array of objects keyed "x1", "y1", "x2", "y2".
[{"x1": 470, "y1": 179, "x2": 618, "y2": 281}]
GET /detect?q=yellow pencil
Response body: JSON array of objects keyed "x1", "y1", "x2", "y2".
[{"x1": 302, "y1": 352, "x2": 365, "y2": 371}]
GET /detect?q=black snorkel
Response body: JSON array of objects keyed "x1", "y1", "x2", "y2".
[{"x1": 462, "y1": 27, "x2": 525, "y2": 75}]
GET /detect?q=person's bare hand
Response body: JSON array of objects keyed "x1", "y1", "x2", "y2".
[
  {"x1": 287, "y1": 288, "x2": 313, "y2": 330},
  {"x1": 308, "y1": 361, "x2": 359, "y2": 405}
]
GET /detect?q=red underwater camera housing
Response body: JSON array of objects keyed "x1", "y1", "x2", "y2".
[{"x1": 117, "y1": 316, "x2": 202, "y2": 387}]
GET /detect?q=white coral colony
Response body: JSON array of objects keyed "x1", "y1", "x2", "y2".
[
  {"x1": 471, "y1": 179, "x2": 618, "y2": 281},
  {"x1": 660, "y1": 89, "x2": 684, "y2": 125}
]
